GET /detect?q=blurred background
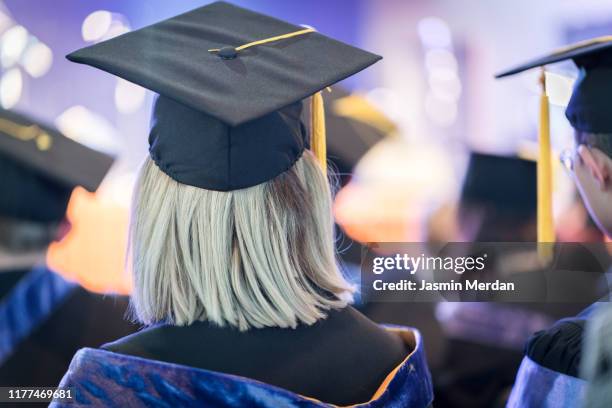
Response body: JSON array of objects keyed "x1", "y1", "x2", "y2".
[{"x1": 1, "y1": 0, "x2": 611, "y2": 294}]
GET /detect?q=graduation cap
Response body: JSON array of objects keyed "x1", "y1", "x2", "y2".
[
  {"x1": 494, "y1": 37, "x2": 612, "y2": 244},
  {"x1": 496, "y1": 36, "x2": 612, "y2": 133},
  {"x1": 67, "y1": 1, "x2": 382, "y2": 191},
  {"x1": 323, "y1": 87, "x2": 395, "y2": 181},
  {"x1": 461, "y1": 152, "x2": 537, "y2": 218},
  {"x1": 0, "y1": 109, "x2": 114, "y2": 222}
]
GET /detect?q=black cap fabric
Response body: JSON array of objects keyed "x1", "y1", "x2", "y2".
[
  {"x1": 149, "y1": 95, "x2": 306, "y2": 191},
  {"x1": 461, "y1": 153, "x2": 537, "y2": 217},
  {"x1": 495, "y1": 36, "x2": 612, "y2": 133},
  {"x1": 0, "y1": 109, "x2": 114, "y2": 222},
  {"x1": 67, "y1": 1, "x2": 382, "y2": 191},
  {"x1": 0, "y1": 150, "x2": 72, "y2": 222}
]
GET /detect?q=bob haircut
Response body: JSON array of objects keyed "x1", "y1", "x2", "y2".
[{"x1": 129, "y1": 152, "x2": 354, "y2": 330}]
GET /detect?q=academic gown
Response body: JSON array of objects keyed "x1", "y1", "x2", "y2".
[
  {"x1": 0, "y1": 265, "x2": 137, "y2": 387},
  {"x1": 51, "y1": 307, "x2": 434, "y2": 407},
  {"x1": 423, "y1": 242, "x2": 610, "y2": 408}
]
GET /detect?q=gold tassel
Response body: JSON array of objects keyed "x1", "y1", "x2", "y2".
[
  {"x1": 538, "y1": 69, "x2": 555, "y2": 260},
  {"x1": 208, "y1": 28, "x2": 315, "y2": 53},
  {"x1": 310, "y1": 91, "x2": 327, "y2": 175}
]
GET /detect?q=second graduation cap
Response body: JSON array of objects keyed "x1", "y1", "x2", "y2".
[
  {"x1": 461, "y1": 152, "x2": 537, "y2": 217},
  {"x1": 67, "y1": 1, "x2": 382, "y2": 191},
  {"x1": 496, "y1": 36, "x2": 612, "y2": 245},
  {"x1": 0, "y1": 109, "x2": 114, "y2": 221},
  {"x1": 496, "y1": 36, "x2": 612, "y2": 133}
]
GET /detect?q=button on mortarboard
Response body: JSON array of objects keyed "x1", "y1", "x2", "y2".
[{"x1": 217, "y1": 46, "x2": 237, "y2": 59}]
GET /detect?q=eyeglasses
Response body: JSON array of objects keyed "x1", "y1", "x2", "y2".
[{"x1": 559, "y1": 148, "x2": 576, "y2": 172}]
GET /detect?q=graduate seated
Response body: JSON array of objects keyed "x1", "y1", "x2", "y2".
[
  {"x1": 433, "y1": 151, "x2": 608, "y2": 407},
  {"x1": 0, "y1": 109, "x2": 137, "y2": 386},
  {"x1": 458, "y1": 152, "x2": 538, "y2": 243},
  {"x1": 52, "y1": 3, "x2": 433, "y2": 407},
  {"x1": 433, "y1": 152, "x2": 551, "y2": 408},
  {"x1": 496, "y1": 36, "x2": 612, "y2": 407}
]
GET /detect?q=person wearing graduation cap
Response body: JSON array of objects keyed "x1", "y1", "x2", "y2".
[
  {"x1": 433, "y1": 151, "x2": 608, "y2": 408},
  {"x1": 431, "y1": 153, "x2": 540, "y2": 408},
  {"x1": 458, "y1": 153, "x2": 539, "y2": 242},
  {"x1": 0, "y1": 109, "x2": 137, "y2": 387},
  {"x1": 496, "y1": 36, "x2": 612, "y2": 407},
  {"x1": 324, "y1": 86, "x2": 395, "y2": 272},
  {"x1": 52, "y1": 3, "x2": 433, "y2": 407},
  {"x1": 433, "y1": 152, "x2": 551, "y2": 408}
]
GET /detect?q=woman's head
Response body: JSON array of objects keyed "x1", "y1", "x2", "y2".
[{"x1": 129, "y1": 152, "x2": 353, "y2": 330}]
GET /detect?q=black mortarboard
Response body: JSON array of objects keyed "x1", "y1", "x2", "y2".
[
  {"x1": 67, "y1": 1, "x2": 382, "y2": 191},
  {"x1": 495, "y1": 38, "x2": 612, "y2": 249},
  {"x1": 0, "y1": 109, "x2": 114, "y2": 222},
  {"x1": 323, "y1": 87, "x2": 395, "y2": 181},
  {"x1": 496, "y1": 36, "x2": 612, "y2": 133},
  {"x1": 461, "y1": 153, "x2": 537, "y2": 217}
]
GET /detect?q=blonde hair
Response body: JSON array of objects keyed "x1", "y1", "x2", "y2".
[{"x1": 129, "y1": 152, "x2": 354, "y2": 330}]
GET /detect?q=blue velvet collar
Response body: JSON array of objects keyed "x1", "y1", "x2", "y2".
[
  {"x1": 0, "y1": 266, "x2": 76, "y2": 365},
  {"x1": 52, "y1": 326, "x2": 433, "y2": 407}
]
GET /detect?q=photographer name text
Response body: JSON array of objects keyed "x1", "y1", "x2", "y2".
[{"x1": 372, "y1": 279, "x2": 514, "y2": 292}]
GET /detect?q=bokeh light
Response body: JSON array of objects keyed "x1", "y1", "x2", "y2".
[
  {"x1": 82, "y1": 10, "x2": 130, "y2": 43},
  {"x1": 114, "y1": 78, "x2": 146, "y2": 114},
  {"x1": 545, "y1": 71, "x2": 575, "y2": 107},
  {"x1": 0, "y1": 67, "x2": 23, "y2": 108},
  {"x1": 81, "y1": 10, "x2": 113, "y2": 42},
  {"x1": 21, "y1": 41, "x2": 53, "y2": 78},
  {"x1": 428, "y1": 67, "x2": 462, "y2": 102},
  {"x1": 55, "y1": 105, "x2": 121, "y2": 154},
  {"x1": 425, "y1": 49, "x2": 458, "y2": 72},
  {"x1": 425, "y1": 92, "x2": 457, "y2": 127},
  {"x1": 1, "y1": 25, "x2": 28, "y2": 68},
  {"x1": 417, "y1": 17, "x2": 452, "y2": 49}
]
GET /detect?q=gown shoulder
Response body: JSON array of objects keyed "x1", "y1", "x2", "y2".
[
  {"x1": 55, "y1": 307, "x2": 434, "y2": 407},
  {"x1": 525, "y1": 318, "x2": 586, "y2": 378},
  {"x1": 0, "y1": 266, "x2": 138, "y2": 386}
]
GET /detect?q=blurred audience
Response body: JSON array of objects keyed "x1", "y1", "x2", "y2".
[{"x1": 0, "y1": 109, "x2": 137, "y2": 387}]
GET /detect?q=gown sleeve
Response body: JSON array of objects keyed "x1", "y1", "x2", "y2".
[{"x1": 525, "y1": 318, "x2": 586, "y2": 378}]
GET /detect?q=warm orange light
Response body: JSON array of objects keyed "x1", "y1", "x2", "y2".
[
  {"x1": 47, "y1": 187, "x2": 132, "y2": 295},
  {"x1": 334, "y1": 182, "x2": 424, "y2": 243}
]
